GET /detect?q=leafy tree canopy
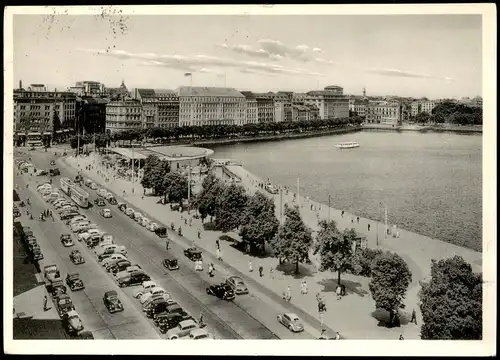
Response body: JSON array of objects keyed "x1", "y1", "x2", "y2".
[{"x1": 215, "y1": 183, "x2": 248, "y2": 232}]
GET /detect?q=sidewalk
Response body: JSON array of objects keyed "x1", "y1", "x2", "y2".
[
  {"x1": 62, "y1": 154, "x2": 480, "y2": 339},
  {"x1": 14, "y1": 285, "x2": 59, "y2": 320}
]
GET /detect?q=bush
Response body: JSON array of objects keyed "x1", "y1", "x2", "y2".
[
  {"x1": 203, "y1": 222, "x2": 218, "y2": 231},
  {"x1": 350, "y1": 248, "x2": 384, "y2": 277}
]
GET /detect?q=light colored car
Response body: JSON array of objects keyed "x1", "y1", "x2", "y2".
[
  {"x1": 37, "y1": 183, "x2": 52, "y2": 191},
  {"x1": 68, "y1": 216, "x2": 87, "y2": 226},
  {"x1": 53, "y1": 198, "x2": 67, "y2": 206},
  {"x1": 277, "y1": 313, "x2": 304, "y2": 333},
  {"x1": 77, "y1": 223, "x2": 98, "y2": 233},
  {"x1": 55, "y1": 201, "x2": 72, "y2": 209},
  {"x1": 89, "y1": 182, "x2": 98, "y2": 190},
  {"x1": 133, "y1": 280, "x2": 157, "y2": 298},
  {"x1": 134, "y1": 212, "x2": 143, "y2": 222},
  {"x1": 40, "y1": 188, "x2": 53, "y2": 196},
  {"x1": 63, "y1": 310, "x2": 84, "y2": 334},
  {"x1": 166, "y1": 320, "x2": 199, "y2": 340},
  {"x1": 101, "y1": 254, "x2": 128, "y2": 267},
  {"x1": 105, "y1": 192, "x2": 114, "y2": 200},
  {"x1": 189, "y1": 328, "x2": 213, "y2": 340},
  {"x1": 100, "y1": 233, "x2": 114, "y2": 245},
  {"x1": 141, "y1": 217, "x2": 150, "y2": 227},
  {"x1": 147, "y1": 222, "x2": 159, "y2": 232},
  {"x1": 94, "y1": 243, "x2": 119, "y2": 255},
  {"x1": 87, "y1": 228, "x2": 103, "y2": 239},
  {"x1": 125, "y1": 208, "x2": 134, "y2": 217},
  {"x1": 77, "y1": 232, "x2": 91, "y2": 242},
  {"x1": 97, "y1": 188, "x2": 107, "y2": 197},
  {"x1": 100, "y1": 208, "x2": 112, "y2": 218},
  {"x1": 138, "y1": 287, "x2": 169, "y2": 304},
  {"x1": 71, "y1": 221, "x2": 90, "y2": 233},
  {"x1": 226, "y1": 276, "x2": 249, "y2": 295},
  {"x1": 114, "y1": 265, "x2": 142, "y2": 279}
]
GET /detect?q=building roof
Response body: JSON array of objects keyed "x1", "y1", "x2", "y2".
[
  {"x1": 354, "y1": 99, "x2": 369, "y2": 105},
  {"x1": 136, "y1": 89, "x2": 156, "y2": 98},
  {"x1": 293, "y1": 104, "x2": 309, "y2": 111},
  {"x1": 239, "y1": 91, "x2": 256, "y2": 99},
  {"x1": 155, "y1": 89, "x2": 177, "y2": 97},
  {"x1": 178, "y1": 86, "x2": 244, "y2": 98},
  {"x1": 325, "y1": 85, "x2": 342, "y2": 89}
]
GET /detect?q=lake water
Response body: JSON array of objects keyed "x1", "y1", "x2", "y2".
[{"x1": 209, "y1": 131, "x2": 482, "y2": 252}]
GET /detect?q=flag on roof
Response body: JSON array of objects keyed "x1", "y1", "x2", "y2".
[{"x1": 184, "y1": 73, "x2": 192, "y2": 77}]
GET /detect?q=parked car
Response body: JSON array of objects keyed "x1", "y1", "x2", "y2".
[
  {"x1": 225, "y1": 276, "x2": 249, "y2": 295},
  {"x1": 97, "y1": 188, "x2": 107, "y2": 197},
  {"x1": 189, "y1": 328, "x2": 213, "y2": 340},
  {"x1": 107, "y1": 197, "x2": 117, "y2": 205},
  {"x1": 141, "y1": 293, "x2": 173, "y2": 309},
  {"x1": 60, "y1": 234, "x2": 74, "y2": 247},
  {"x1": 62, "y1": 310, "x2": 84, "y2": 335},
  {"x1": 65, "y1": 273, "x2": 85, "y2": 291},
  {"x1": 100, "y1": 253, "x2": 128, "y2": 266},
  {"x1": 113, "y1": 265, "x2": 142, "y2": 279},
  {"x1": 36, "y1": 169, "x2": 49, "y2": 176},
  {"x1": 60, "y1": 211, "x2": 81, "y2": 221},
  {"x1": 55, "y1": 293, "x2": 75, "y2": 317},
  {"x1": 162, "y1": 258, "x2": 179, "y2": 271},
  {"x1": 118, "y1": 270, "x2": 151, "y2": 287},
  {"x1": 184, "y1": 247, "x2": 202, "y2": 262},
  {"x1": 49, "y1": 168, "x2": 61, "y2": 176},
  {"x1": 133, "y1": 281, "x2": 157, "y2": 299},
  {"x1": 145, "y1": 300, "x2": 173, "y2": 319},
  {"x1": 67, "y1": 215, "x2": 87, "y2": 226},
  {"x1": 139, "y1": 287, "x2": 168, "y2": 304},
  {"x1": 141, "y1": 217, "x2": 150, "y2": 227},
  {"x1": 100, "y1": 208, "x2": 112, "y2": 218},
  {"x1": 125, "y1": 208, "x2": 135, "y2": 217},
  {"x1": 134, "y1": 212, "x2": 143, "y2": 222},
  {"x1": 155, "y1": 227, "x2": 169, "y2": 238},
  {"x1": 147, "y1": 222, "x2": 159, "y2": 232},
  {"x1": 155, "y1": 312, "x2": 184, "y2": 332},
  {"x1": 94, "y1": 198, "x2": 106, "y2": 207},
  {"x1": 118, "y1": 203, "x2": 127, "y2": 212},
  {"x1": 277, "y1": 312, "x2": 304, "y2": 332},
  {"x1": 103, "y1": 290, "x2": 124, "y2": 313},
  {"x1": 206, "y1": 283, "x2": 235, "y2": 301},
  {"x1": 32, "y1": 247, "x2": 44, "y2": 261},
  {"x1": 89, "y1": 182, "x2": 98, "y2": 190},
  {"x1": 166, "y1": 319, "x2": 199, "y2": 340},
  {"x1": 107, "y1": 259, "x2": 131, "y2": 273},
  {"x1": 69, "y1": 250, "x2": 85, "y2": 265}
]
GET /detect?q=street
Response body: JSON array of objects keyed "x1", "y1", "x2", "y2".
[{"x1": 15, "y1": 148, "x2": 314, "y2": 339}]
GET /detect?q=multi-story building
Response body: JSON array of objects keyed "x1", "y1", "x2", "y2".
[
  {"x1": 133, "y1": 88, "x2": 157, "y2": 129},
  {"x1": 240, "y1": 91, "x2": 258, "y2": 125},
  {"x1": 254, "y1": 93, "x2": 275, "y2": 123},
  {"x1": 178, "y1": 86, "x2": 245, "y2": 127},
  {"x1": 156, "y1": 89, "x2": 179, "y2": 128},
  {"x1": 366, "y1": 101, "x2": 402, "y2": 125},
  {"x1": 410, "y1": 102, "x2": 420, "y2": 117},
  {"x1": 351, "y1": 99, "x2": 369, "y2": 117},
  {"x1": 305, "y1": 85, "x2": 349, "y2": 120},
  {"x1": 275, "y1": 91, "x2": 294, "y2": 122},
  {"x1": 69, "y1": 81, "x2": 105, "y2": 97},
  {"x1": 14, "y1": 84, "x2": 77, "y2": 143},
  {"x1": 306, "y1": 104, "x2": 320, "y2": 120},
  {"x1": 292, "y1": 104, "x2": 312, "y2": 121},
  {"x1": 76, "y1": 97, "x2": 109, "y2": 134},
  {"x1": 106, "y1": 81, "x2": 130, "y2": 101},
  {"x1": 105, "y1": 100, "x2": 142, "y2": 133},
  {"x1": 420, "y1": 100, "x2": 436, "y2": 114}
]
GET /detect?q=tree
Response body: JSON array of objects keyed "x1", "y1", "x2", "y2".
[
  {"x1": 215, "y1": 183, "x2": 248, "y2": 232},
  {"x1": 314, "y1": 221, "x2": 357, "y2": 285},
  {"x1": 141, "y1": 155, "x2": 162, "y2": 191},
  {"x1": 239, "y1": 191, "x2": 279, "y2": 255},
  {"x1": 164, "y1": 172, "x2": 188, "y2": 206},
  {"x1": 141, "y1": 158, "x2": 170, "y2": 196},
  {"x1": 415, "y1": 111, "x2": 430, "y2": 124},
  {"x1": 52, "y1": 112, "x2": 61, "y2": 133},
  {"x1": 195, "y1": 173, "x2": 224, "y2": 223},
  {"x1": 270, "y1": 204, "x2": 312, "y2": 274},
  {"x1": 418, "y1": 256, "x2": 482, "y2": 340},
  {"x1": 369, "y1": 251, "x2": 412, "y2": 327}
]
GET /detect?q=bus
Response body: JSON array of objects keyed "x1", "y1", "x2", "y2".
[
  {"x1": 60, "y1": 177, "x2": 74, "y2": 195},
  {"x1": 70, "y1": 185, "x2": 90, "y2": 208}
]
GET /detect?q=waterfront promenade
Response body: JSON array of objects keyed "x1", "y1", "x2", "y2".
[{"x1": 62, "y1": 153, "x2": 482, "y2": 339}]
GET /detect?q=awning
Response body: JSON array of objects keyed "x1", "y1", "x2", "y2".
[{"x1": 27, "y1": 132, "x2": 41, "y2": 136}]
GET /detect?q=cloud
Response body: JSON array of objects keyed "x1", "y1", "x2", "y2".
[
  {"x1": 216, "y1": 43, "x2": 283, "y2": 61},
  {"x1": 257, "y1": 39, "x2": 312, "y2": 62},
  {"x1": 364, "y1": 67, "x2": 455, "y2": 81},
  {"x1": 312, "y1": 47, "x2": 324, "y2": 54},
  {"x1": 78, "y1": 47, "x2": 324, "y2": 77}
]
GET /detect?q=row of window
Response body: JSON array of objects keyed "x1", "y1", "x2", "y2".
[{"x1": 180, "y1": 97, "x2": 244, "y2": 103}]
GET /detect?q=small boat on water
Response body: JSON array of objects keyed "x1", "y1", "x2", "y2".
[{"x1": 336, "y1": 141, "x2": 359, "y2": 149}]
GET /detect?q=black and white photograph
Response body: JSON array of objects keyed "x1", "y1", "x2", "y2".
[{"x1": 3, "y1": 4, "x2": 496, "y2": 356}]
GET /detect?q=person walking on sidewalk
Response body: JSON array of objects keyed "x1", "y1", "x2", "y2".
[
  {"x1": 336, "y1": 285, "x2": 342, "y2": 300},
  {"x1": 258, "y1": 265, "x2": 263, "y2": 277},
  {"x1": 216, "y1": 248, "x2": 223, "y2": 262},
  {"x1": 356, "y1": 216, "x2": 359, "y2": 223},
  {"x1": 410, "y1": 308, "x2": 417, "y2": 325},
  {"x1": 43, "y1": 295, "x2": 51, "y2": 311},
  {"x1": 269, "y1": 267, "x2": 274, "y2": 279},
  {"x1": 215, "y1": 239, "x2": 220, "y2": 250},
  {"x1": 301, "y1": 280, "x2": 308, "y2": 294},
  {"x1": 165, "y1": 239, "x2": 170, "y2": 251},
  {"x1": 367, "y1": 224, "x2": 371, "y2": 231},
  {"x1": 341, "y1": 210, "x2": 344, "y2": 218},
  {"x1": 248, "y1": 260, "x2": 253, "y2": 272}
]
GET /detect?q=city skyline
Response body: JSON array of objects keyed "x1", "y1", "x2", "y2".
[{"x1": 13, "y1": 12, "x2": 482, "y2": 99}]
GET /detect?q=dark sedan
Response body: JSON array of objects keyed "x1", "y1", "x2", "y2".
[
  {"x1": 206, "y1": 283, "x2": 235, "y2": 301},
  {"x1": 183, "y1": 247, "x2": 202, "y2": 262},
  {"x1": 94, "y1": 198, "x2": 106, "y2": 207}
]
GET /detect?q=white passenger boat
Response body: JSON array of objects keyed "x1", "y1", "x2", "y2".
[{"x1": 336, "y1": 141, "x2": 359, "y2": 149}]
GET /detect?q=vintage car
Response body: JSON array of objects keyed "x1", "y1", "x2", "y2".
[
  {"x1": 139, "y1": 287, "x2": 169, "y2": 304},
  {"x1": 88, "y1": 182, "x2": 98, "y2": 190},
  {"x1": 166, "y1": 319, "x2": 199, "y2": 340},
  {"x1": 206, "y1": 283, "x2": 235, "y2": 301},
  {"x1": 65, "y1": 273, "x2": 85, "y2": 291},
  {"x1": 103, "y1": 290, "x2": 124, "y2": 313},
  {"x1": 69, "y1": 250, "x2": 85, "y2": 265},
  {"x1": 117, "y1": 203, "x2": 127, "y2": 212},
  {"x1": 141, "y1": 217, "x2": 150, "y2": 228},
  {"x1": 60, "y1": 211, "x2": 81, "y2": 221},
  {"x1": 107, "y1": 197, "x2": 118, "y2": 205},
  {"x1": 62, "y1": 310, "x2": 84, "y2": 335},
  {"x1": 277, "y1": 312, "x2": 304, "y2": 333},
  {"x1": 36, "y1": 169, "x2": 49, "y2": 176},
  {"x1": 189, "y1": 328, "x2": 213, "y2": 340},
  {"x1": 55, "y1": 293, "x2": 75, "y2": 317},
  {"x1": 183, "y1": 248, "x2": 202, "y2": 262},
  {"x1": 225, "y1": 276, "x2": 249, "y2": 295},
  {"x1": 77, "y1": 331, "x2": 94, "y2": 339},
  {"x1": 50, "y1": 280, "x2": 68, "y2": 298},
  {"x1": 100, "y1": 233, "x2": 114, "y2": 245},
  {"x1": 154, "y1": 227, "x2": 169, "y2": 238},
  {"x1": 118, "y1": 270, "x2": 151, "y2": 288},
  {"x1": 100, "y1": 208, "x2": 112, "y2": 218},
  {"x1": 125, "y1": 208, "x2": 135, "y2": 217},
  {"x1": 107, "y1": 259, "x2": 131, "y2": 273},
  {"x1": 77, "y1": 231, "x2": 91, "y2": 243},
  {"x1": 100, "y1": 253, "x2": 127, "y2": 265},
  {"x1": 44, "y1": 264, "x2": 61, "y2": 284},
  {"x1": 154, "y1": 312, "x2": 184, "y2": 331},
  {"x1": 162, "y1": 258, "x2": 179, "y2": 271},
  {"x1": 50, "y1": 160, "x2": 56, "y2": 166},
  {"x1": 60, "y1": 234, "x2": 74, "y2": 247},
  {"x1": 97, "y1": 246, "x2": 127, "y2": 262},
  {"x1": 49, "y1": 168, "x2": 61, "y2": 176},
  {"x1": 94, "y1": 198, "x2": 106, "y2": 207},
  {"x1": 133, "y1": 281, "x2": 157, "y2": 299},
  {"x1": 141, "y1": 294, "x2": 174, "y2": 309},
  {"x1": 97, "y1": 188, "x2": 108, "y2": 198},
  {"x1": 147, "y1": 222, "x2": 159, "y2": 232},
  {"x1": 32, "y1": 248, "x2": 44, "y2": 261}
]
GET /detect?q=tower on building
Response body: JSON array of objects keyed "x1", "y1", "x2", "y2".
[{"x1": 363, "y1": 87, "x2": 366, "y2": 98}]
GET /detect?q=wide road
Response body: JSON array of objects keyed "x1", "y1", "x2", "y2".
[
  {"x1": 17, "y1": 149, "x2": 313, "y2": 339},
  {"x1": 14, "y1": 167, "x2": 161, "y2": 339}
]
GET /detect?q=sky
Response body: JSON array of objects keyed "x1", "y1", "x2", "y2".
[{"x1": 12, "y1": 12, "x2": 483, "y2": 99}]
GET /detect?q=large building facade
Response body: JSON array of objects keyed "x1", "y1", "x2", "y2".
[
  {"x1": 240, "y1": 91, "x2": 258, "y2": 125},
  {"x1": 366, "y1": 101, "x2": 402, "y2": 125},
  {"x1": 105, "y1": 100, "x2": 143, "y2": 133},
  {"x1": 156, "y1": 90, "x2": 179, "y2": 128},
  {"x1": 178, "y1": 86, "x2": 245, "y2": 127},
  {"x1": 14, "y1": 84, "x2": 77, "y2": 143},
  {"x1": 254, "y1": 93, "x2": 275, "y2": 123},
  {"x1": 305, "y1": 85, "x2": 349, "y2": 120}
]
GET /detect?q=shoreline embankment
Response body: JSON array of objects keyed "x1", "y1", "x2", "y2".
[{"x1": 362, "y1": 124, "x2": 483, "y2": 134}]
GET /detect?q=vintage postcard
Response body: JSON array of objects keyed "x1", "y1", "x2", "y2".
[{"x1": 3, "y1": 4, "x2": 496, "y2": 356}]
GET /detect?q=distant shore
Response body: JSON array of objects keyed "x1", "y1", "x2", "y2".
[{"x1": 362, "y1": 124, "x2": 483, "y2": 134}]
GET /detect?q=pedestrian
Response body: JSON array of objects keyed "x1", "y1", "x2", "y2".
[
  {"x1": 199, "y1": 313, "x2": 204, "y2": 328},
  {"x1": 351, "y1": 217, "x2": 354, "y2": 223},
  {"x1": 399, "y1": 334, "x2": 404, "y2": 340},
  {"x1": 215, "y1": 239, "x2": 220, "y2": 249},
  {"x1": 336, "y1": 285, "x2": 342, "y2": 300},
  {"x1": 258, "y1": 265, "x2": 263, "y2": 277},
  {"x1": 249, "y1": 260, "x2": 253, "y2": 272},
  {"x1": 301, "y1": 280, "x2": 308, "y2": 294},
  {"x1": 269, "y1": 267, "x2": 274, "y2": 279},
  {"x1": 43, "y1": 295, "x2": 51, "y2": 311},
  {"x1": 410, "y1": 308, "x2": 417, "y2": 325},
  {"x1": 286, "y1": 285, "x2": 292, "y2": 302},
  {"x1": 198, "y1": 230, "x2": 201, "y2": 239},
  {"x1": 310, "y1": 204, "x2": 313, "y2": 211},
  {"x1": 335, "y1": 332, "x2": 341, "y2": 340},
  {"x1": 367, "y1": 224, "x2": 371, "y2": 231},
  {"x1": 184, "y1": 218, "x2": 187, "y2": 225},
  {"x1": 165, "y1": 239, "x2": 170, "y2": 251},
  {"x1": 189, "y1": 218, "x2": 192, "y2": 226},
  {"x1": 216, "y1": 248, "x2": 222, "y2": 262},
  {"x1": 341, "y1": 210, "x2": 344, "y2": 218},
  {"x1": 357, "y1": 216, "x2": 359, "y2": 223}
]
